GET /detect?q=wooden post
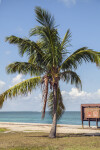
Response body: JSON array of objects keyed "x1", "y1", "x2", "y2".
[
  {"x1": 82, "y1": 120, "x2": 83, "y2": 128},
  {"x1": 88, "y1": 119, "x2": 90, "y2": 127},
  {"x1": 96, "y1": 119, "x2": 98, "y2": 128},
  {"x1": 81, "y1": 105, "x2": 84, "y2": 128}
]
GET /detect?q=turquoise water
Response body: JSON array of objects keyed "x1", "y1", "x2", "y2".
[{"x1": 0, "y1": 111, "x2": 99, "y2": 126}]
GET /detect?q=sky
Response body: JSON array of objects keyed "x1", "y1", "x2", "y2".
[{"x1": 0, "y1": 0, "x2": 100, "y2": 111}]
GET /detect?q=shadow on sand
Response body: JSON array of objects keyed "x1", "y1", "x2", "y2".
[{"x1": 24, "y1": 132, "x2": 100, "y2": 138}]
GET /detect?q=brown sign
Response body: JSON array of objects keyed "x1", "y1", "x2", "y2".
[
  {"x1": 84, "y1": 108, "x2": 100, "y2": 118},
  {"x1": 81, "y1": 104, "x2": 100, "y2": 128}
]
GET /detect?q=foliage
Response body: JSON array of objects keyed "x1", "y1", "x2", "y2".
[
  {"x1": 48, "y1": 87, "x2": 65, "y2": 120},
  {"x1": 0, "y1": 128, "x2": 9, "y2": 132},
  {"x1": 0, "y1": 77, "x2": 41, "y2": 107}
]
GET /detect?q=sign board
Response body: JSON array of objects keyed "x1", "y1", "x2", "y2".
[
  {"x1": 81, "y1": 104, "x2": 100, "y2": 128},
  {"x1": 84, "y1": 108, "x2": 100, "y2": 118}
]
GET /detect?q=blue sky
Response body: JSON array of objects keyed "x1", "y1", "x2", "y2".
[{"x1": 0, "y1": 0, "x2": 100, "y2": 111}]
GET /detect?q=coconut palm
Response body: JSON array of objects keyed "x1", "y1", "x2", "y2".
[{"x1": 0, "y1": 7, "x2": 100, "y2": 138}]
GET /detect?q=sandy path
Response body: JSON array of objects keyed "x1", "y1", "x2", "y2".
[{"x1": 0, "y1": 122, "x2": 100, "y2": 134}]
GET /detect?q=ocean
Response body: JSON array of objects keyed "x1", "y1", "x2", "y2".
[{"x1": 0, "y1": 111, "x2": 99, "y2": 126}]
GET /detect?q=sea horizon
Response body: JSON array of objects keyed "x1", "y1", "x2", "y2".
[
  {"x1": 0, "y1": 111, "x2": 98, "y2": 126},
  {"x1": 0, "y1": 110, "x2": 80, "y2": 112}
]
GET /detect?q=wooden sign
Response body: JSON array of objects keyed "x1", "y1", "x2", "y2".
[
  {"x1": 81, "y1": 104, "x2": 100, "y2": 128},
  {"x1": 84, "y1": 108, "x2": 100, "y2": 118}
]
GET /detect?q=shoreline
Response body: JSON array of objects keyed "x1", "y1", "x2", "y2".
[{"x1": 0, "y1": 122, "x2": 100, "y2": 134}]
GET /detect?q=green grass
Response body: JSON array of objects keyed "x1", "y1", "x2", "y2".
[
  {"x1": 0, "y1": 128, "x2": 9, "y2": 132},
  {"x1": 0, "y1": 132, "x2": 100, "y2": 150}
]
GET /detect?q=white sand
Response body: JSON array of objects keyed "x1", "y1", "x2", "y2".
[{"x1": 0, "y1": 122, "x2": 100, "y2": 134}]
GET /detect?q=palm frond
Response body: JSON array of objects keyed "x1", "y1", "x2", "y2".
[
  {"x1": 5, "y1": 36, "x2": 44, "y2": 58},
  {"x1": 30, "y1": 26, "x2": 49, "y2": 38},
  {"x1": 6, "y1": 62, "x2": 44, "y2": 76},
  {"x1": 60, "y1": 47, "x2": 100, "y2": 70},
  {"x1": 0, "y1": 77, "x2": 41, "y2": 108},
  {"x1": 35, "y1": 6, "x2": 55, "y2": 29},
  {"x1": 30, "y1": 25, "x2": 62, "y2": 66},
  {"x1": 48, "y1": 87, "x2": 65, "y2": 120},
  {"x1": 31, "y1": 7, "x2": 62, "y2": 67},
  {"x1": 60, "y1": 71, "x2": 82, "y2": 89},
  {"x1": 61, "y1": 29, "x2": 71, "y2": 49}
]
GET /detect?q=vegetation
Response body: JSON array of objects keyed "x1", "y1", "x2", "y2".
[
  {"x1": 0, "y1": 128, "x2": 8, "y2": 132},
  {"x1": 0, "y1": 7, "x2": 100, "y2": 138},
  {"x1": 0, "y1": 132, "x2": 100, "y2": 150}
]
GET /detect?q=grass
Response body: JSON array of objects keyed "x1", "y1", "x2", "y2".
[
  {"x1": 0, "y1": 128, "x2": 9, "y2": 132},
  {"x1": 0, "y1": 132, "x2": 100, "y2": 150}
]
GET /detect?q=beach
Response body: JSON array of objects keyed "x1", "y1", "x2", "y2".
[{"x1": 0, "y1": 122, "x2": 100, "y2": 134}]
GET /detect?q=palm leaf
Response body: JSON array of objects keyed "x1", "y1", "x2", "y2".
[
  {"x1": 6, "y1": 62, "x2": 44, "y2": 76},
  {"x1": 30, "y1": 26, "x2": 61, "y2": 67},
  {"x1": 30, "y1": 26, "x2": 50, "y2": 40},
  {"x1": 60, "y1": 71, "x2": 82, "y2": 89},
  {"x1": 6, "y1": 36, "x2": 44, "y2": 58},
  {"x1": 60, "y1": 47, "x2": 100, "y2": 70},
  {"x1": 35, "y1": 7, "x2": 55, "y2": 29},
  {"x1": 30, "y1": 7, "x2": 62, "y2": 67},
  {"x1": 61, "y1": 29, "x2": 71, "y2": 49},
  {"x1": 0, "y1": 77, "x2": 41, "y2": 108}
]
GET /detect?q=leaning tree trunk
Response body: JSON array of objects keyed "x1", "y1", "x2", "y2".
[
  {"x1": 49, "y1": 83, "x2": 57, "y2": 138},
  {"x1": 42, "y1": 76, "x2": 48, "y2": 118}
]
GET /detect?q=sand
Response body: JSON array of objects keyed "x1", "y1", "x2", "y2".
[{"x1": 0, "y1": 122, "x2": 100, "y2": 134}]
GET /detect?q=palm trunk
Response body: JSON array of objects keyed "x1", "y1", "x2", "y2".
[
  {"x1": 49, "y1": 83, "x2": 57, "y2": 138},
  {"x1": 42, "y1": 76, "x2": 48, "y2": 118}
]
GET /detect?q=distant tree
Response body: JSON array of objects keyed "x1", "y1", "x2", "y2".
[{"x1": 0, "y1": 7, "x2": 100, "y2": 138}]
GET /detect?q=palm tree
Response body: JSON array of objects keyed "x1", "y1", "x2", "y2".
[{"x1": 0, "y1": 7, "x2": 100, "y2": 138}]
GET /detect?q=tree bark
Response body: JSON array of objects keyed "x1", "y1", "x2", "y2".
[
  {"x1": 42, "y1": 76, "x2": 48, "y2": 118},
  {"x1": 49, "y1": 83, "x2": 57, "y2": 138}
]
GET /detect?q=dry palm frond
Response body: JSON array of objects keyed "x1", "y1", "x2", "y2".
[{"x1": 48, "y1": 87, "x2": 65, "y2": 120}]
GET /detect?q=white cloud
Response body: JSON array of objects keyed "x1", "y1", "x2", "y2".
[
  {"x1": 59, "y1": 0, "x2": 76, "y2": 6},
  {"x1": 62, "y1": 88, "x2": 100, "y2": 101},
  {"x1": 12, "y1": 74, "x2": 24, "y2": 85},
  {"x1": 0, "y1": 80, "x2": 5, "y2": 88},
  {"x1": 0, "y1": 80, "x2": 6, "y2": 93},
  {"x1": 69, "y1": 88, "x2": 90, "y2": 98},
  {"x1": 61, "y1": 88, "x2": 100, "y2": 111}
]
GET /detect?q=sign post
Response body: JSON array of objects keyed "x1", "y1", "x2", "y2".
[{"x1": 81, "y1": 104, "x2": 100, "y2": 128}]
